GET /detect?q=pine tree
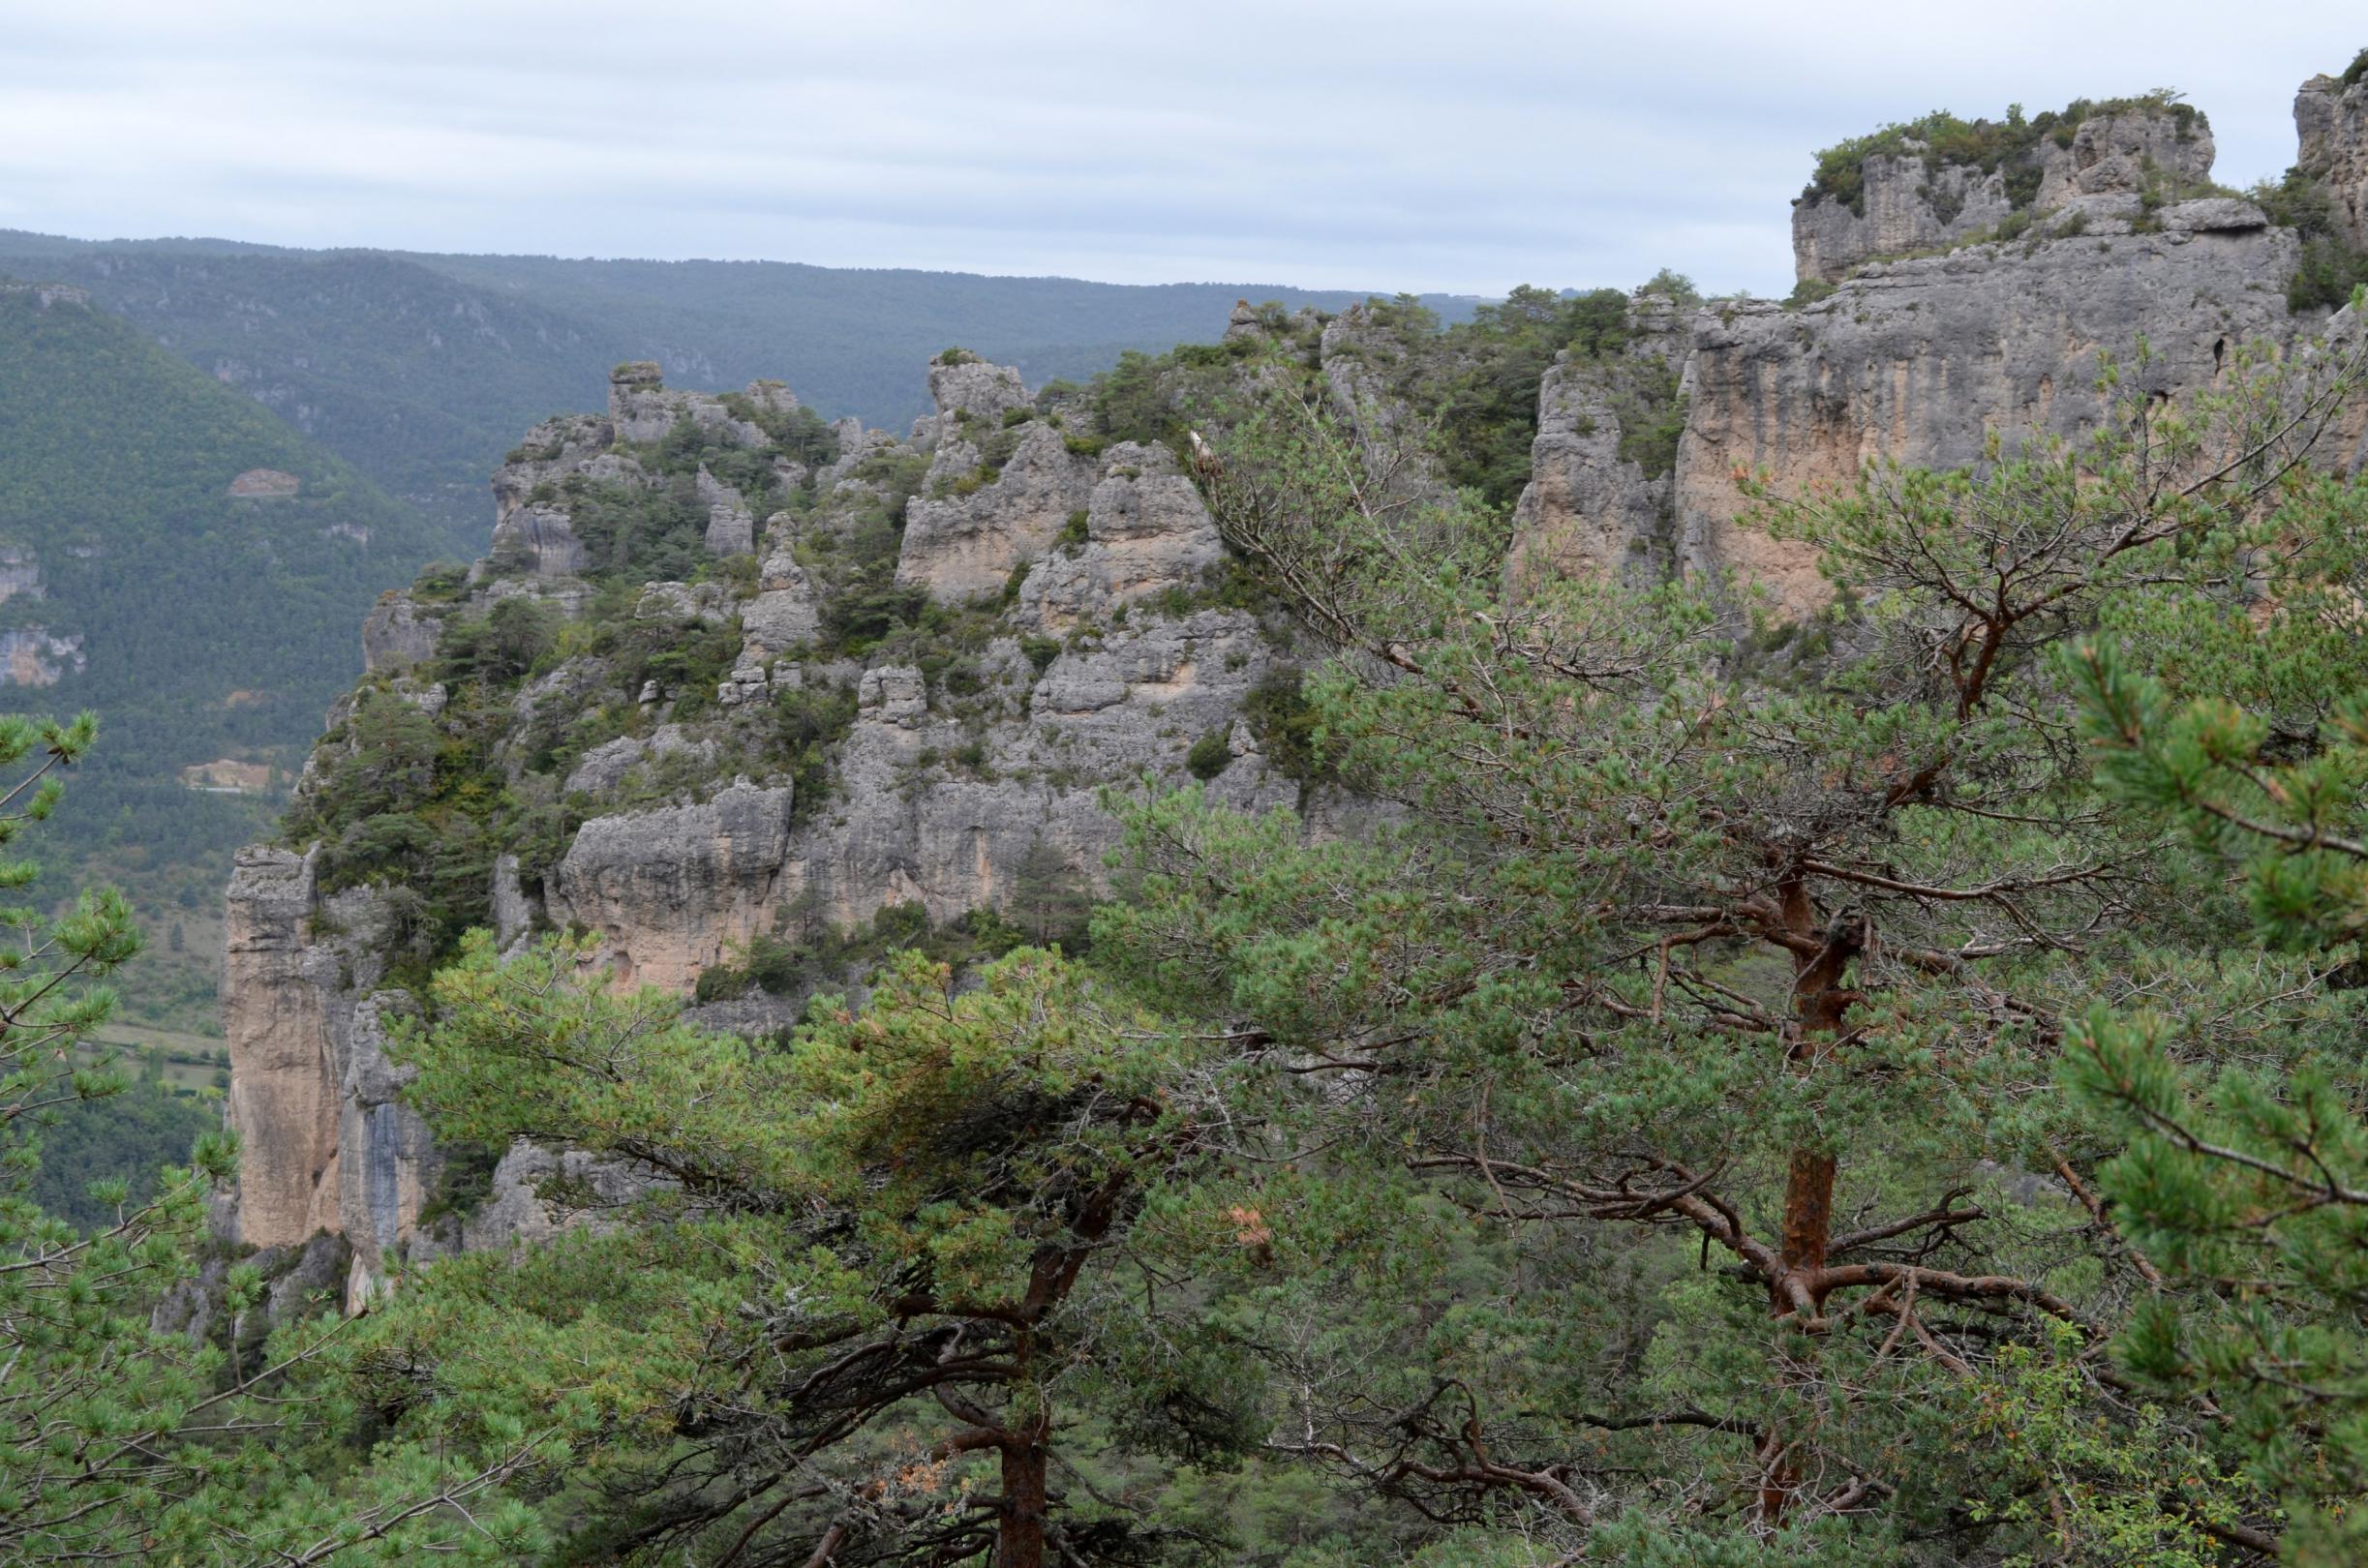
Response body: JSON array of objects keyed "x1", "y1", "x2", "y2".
[
  {"x1": 1081, "y1": 318, "x2": 2368, "y2": 1557},
  {"x1": 357, "y1": 933, "x2": 1257, "y2": 1567}
]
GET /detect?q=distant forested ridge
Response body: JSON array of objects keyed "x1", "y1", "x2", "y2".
[
  {"x1": 0, "y1": 283, "x2": 464, "y2": 1025},
  {"x1": 0, "y1": 227, "x2": 1476, "y2": 530}
]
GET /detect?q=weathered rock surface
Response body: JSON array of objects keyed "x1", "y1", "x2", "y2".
[
  {"x1": 1794, "y1": 155, "x2": 2016, "y2": 286},
  {"x1": 493, "y1": 414, "x2": 612, "y2": 523},
  {"x1": 1678, "y1": 217, "x2": 2298, "y2": 617},
  {"x1": 228, "y1": 467, "x2": 302, "y2": 498},
  {"x1": 914, "y1": 355, "x2": 1031, "y2": 448},
  {"x1": 544, "y1": 780, "x2": 796, "y2": 992},
  {"x1": 704, "y1": 505, "x2": 756, "y2": 557},
  {"x1": 218, "y1": 72, "x2": 2368, "y2": 1317},
  {"x1": 0, "y1": 628, "x2": 84, "y2": 686},
  {"x1": 608, "y1": 361, "x2": 767, "y2": 447},
  {"x1": 361, "y1": 592, "x2": 440, "y2": 673},
  {"x1": 1017, "y1": 443, "x2": 1225, "y2": 629},
  {"x1": 781, "y1": 612, "x2": 1294, "y2": 931},
  {"x1": 1793, "y1": 105, "x2": 2218, "y2": 284},
  {"x1": 224, "y1": 848, "x2": 442, "y2": 1308},
  {"x1": 2035, "y1": 108, "x2": 2215, "y2": 210},
  {"x1": 487, "y1": 501, "x2": 586, "y2": 579},
  {"x1": 741, "y1": 543, "x2": 823, "y2": 654},
  {"x1": 0, "y1": 548, "x2": 42, "y2": 606},
  {"x1": 898, "y1": 420, "x2": 1096, "y2": 601},
  {"x1": 457, "y1": 1143, "x2": 653, "y2": 1253},
  {"x1": 1504, "y1": 355, "x2": 1669, "y2": 590},
  {"x1": 2297, "y1": 70, "x2": 2368, "y2": 252},
  {"x1": 562, "y1": 723, "x2": 719, "y2": 799}
]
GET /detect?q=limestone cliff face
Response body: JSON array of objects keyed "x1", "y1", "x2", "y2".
[
  {"x1": 1681, "y1": 207, "x2": 2295, "y2": 617},
  {"x1": 897, "y1": 421, "x2": 1096, "y2": 601},
  {"x1": 608, "y1": 360, "x2": 771, "y2": 447},
  {"x1": 1503, "y1": 337, "x2": 1675, "y2": 591},
  {"x1": 1015, "y1": 443, "x2": 1225, "y2": 630},
  {"x1": 779, "y1": 612, "x2": 1293, "y2": 935},
  {"x1": 1792, "y1": 105, "x2": 2218, "y2": 285},
  {"x1": 224, "y1": 847, "x2": 441, "y2": 1308},
  {"x1": 2035, "y1": 108, "x2": 2215, "y2": 209},
  {"x1": 0, "y1": 629, "x2": 84, "y2": 686},
  {"x1": 2297, "y1": 71, "x2": 2368, "y2": 252},
  {"x1": 226, "y1": 347, "x2": 1315, "y2": 1302},
  {"x1": 226, "y1": 74, "x2": 2365, "y2": 1310},
  {"x1": 545, "y1": 781, "x2": 796, "y2": 992},
  {"x1": 1794, "y1": 156, "x2": 2017, "y2": 286},
  {"x1": 361, "y1": 593, "x2": 440, "y2": 674}
]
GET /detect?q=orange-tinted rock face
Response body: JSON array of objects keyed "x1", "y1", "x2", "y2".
[
  {"x1": 228, "y1": 467, "x2": 302, "y2": 498},
  {"x1": 224, "y1": 848, "x2": 443, "y2": 1308},
  {"x1": 1677, "y1": 215, "x2": 2299, "y2": 619},
  {"x1": 223, "y1": 848, "x2": 342, "y2": 1248}
]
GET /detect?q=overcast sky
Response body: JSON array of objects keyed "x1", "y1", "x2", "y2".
[{"x1": 2, "y1": 2, "x2": 2357, "y2": 298}]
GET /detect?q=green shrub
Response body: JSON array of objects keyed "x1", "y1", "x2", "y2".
[
  {"x1": 1242, "y1": 668, "x2": 1332, "y2": 786},
  {"x1": 1784, "y1": 278, "x2": 1837, "y2": 311},
  {"x1": 1021, "y1": 636, "x2": 1064, "y2": 677},
  {"x1": 1186, "y1": 731, "x2": 1232, "y2": 780},
  {"x1": 773, "y1": 683, "x2": 859, "y2": 826},
  {"x1": 410, "y1": 560, "x2": 470, "y2": 602}
]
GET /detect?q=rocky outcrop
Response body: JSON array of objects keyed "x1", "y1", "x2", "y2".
[
  {"x1": 0, "y1": 548, "x2": 43, "y2": 606},
  {"x1": 1793, "y1": 103, "x2": 2218, "y2": 284},
  {"x1": 361, "y1": 592, "x2": 440, "y2": 673},
  {"x1": 1504, "y1": 356, "x2": 1669, "y2": 590},
  {"x1": 781, "y1": 611, "x2": 1293, "y2": 932},
  {"x1": 224, "y1": 848, "x2": 341, "y2": 1251},
  {"x1": 228, "y1": 467, "x2": 302, "y2": 498},
  {"x1": 492, "y1": 414, "x2": 614, "y2": 523},
  {"x1": 487, "y1": 502, "x2": 586, "y2": 579},
  {"x1": 898, "y1": 419, "x2": 1097, "y2": 601},
  {"x1": 222, "y1": 71, "x2": 2368, "y2": 1320},
  {"x1": 1017, "y1": 443, "x2": 1225, "y2": 630},
  {"x1": 741, "y1": 539, "x2": 823, "y2": 655},
  {"x1": 608, "y1": 362, "x2": 768, "y2": 447},
  {"x1": 704, "y1": 506, "x2": 755, "y2": 557},
  {"x1": 0, "y1": 281, "x2": 91, "y2": 310},
  {"x1": 1681, "y1": 212, "x2": 2298, "y2": 617},
  {"x1": 0, "y1": 629, "x2": 84, "y2": 686},
  {"x1": 2297, "y1": 70, "x2": 2368, "y2": 251},
  {"x1": 1794, "y1": 156, "x2": 2017, "y2": 286},
  {"x1": 913, "y1": 354, "x2": 1031, "y2": 448},
  {"x1": 562, "y1": 723, "x2": 719, "y2": 799},
  {"x1": 543, "y1": 780, "x2": 796, "y2": 992},
  {"x1": 2036, "y1": 108, "x2": 2214, "y2": 210},
  {"x1": 223, "y1": 847, "x2": 442, "y2": 1308}
]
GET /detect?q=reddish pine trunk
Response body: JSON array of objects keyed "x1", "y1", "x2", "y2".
[
  {"x1": 1761, "y1": 891, "x2": 1863, "y2": 1526},
  {"x1": 994, "y1": 1438, "x2": 1049, "y2": 1568}
]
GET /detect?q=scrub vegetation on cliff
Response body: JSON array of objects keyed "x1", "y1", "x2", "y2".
[{"x1": 1803, "y1": 90, "x2": 2208, "y2": 215}]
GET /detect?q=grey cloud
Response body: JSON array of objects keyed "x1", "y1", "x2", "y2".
[{"x1": 2, "y1": 1, "x2": 2359, "y2": 297}]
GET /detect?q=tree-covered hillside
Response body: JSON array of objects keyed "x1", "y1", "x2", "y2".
[
  {"x1": 0, "y1": 227, "x2": 1476, "y2": 531},
  {"x1": 0, "y1": 284, "x2": 464, "y2": 1026}
]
